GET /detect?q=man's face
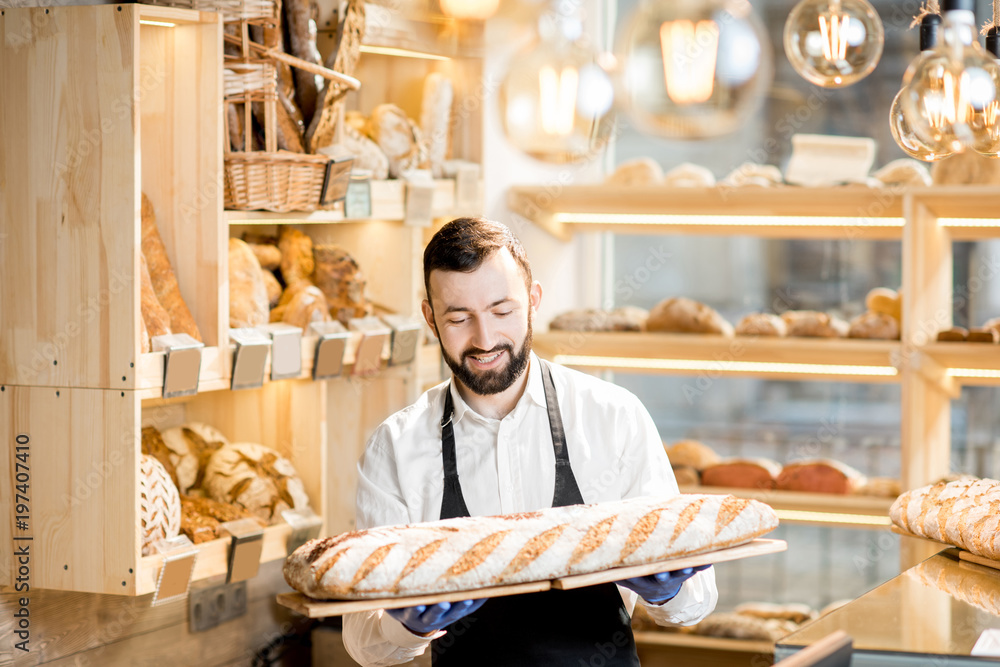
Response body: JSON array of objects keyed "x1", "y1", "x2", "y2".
[{"x1": 422, "y1": 248, "x2": 540, "y2": 396}]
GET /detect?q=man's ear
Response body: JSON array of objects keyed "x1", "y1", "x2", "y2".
[
  {"x1": 421, "y1": 299, "x2": 438, "y2": 338},
  {"x1": 529, "y1": 281, "x2": 542, "y2": 313}
]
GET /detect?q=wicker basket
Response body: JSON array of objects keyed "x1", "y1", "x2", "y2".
[{"x1": 224, "y1": 151, "x2": 331, "y2": 212}]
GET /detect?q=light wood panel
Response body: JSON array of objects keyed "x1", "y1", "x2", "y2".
[
  {"x1": 1, "y1": 386, "x2": 139, "y2": 595},
  {"x1": 533, "y1": 332, "x2": 900, "y2": 384},
  {"x1": 0, "y1": 5, "x2": 138, "y2": 389}
]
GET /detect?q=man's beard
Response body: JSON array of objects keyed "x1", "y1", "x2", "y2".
[{"x1": 440, "y1": 319, "x2": 533, "y2": 396}]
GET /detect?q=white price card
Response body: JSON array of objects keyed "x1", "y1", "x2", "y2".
[{"x1": 972, "y1": 629, "x2": 1000, "y2": 657}]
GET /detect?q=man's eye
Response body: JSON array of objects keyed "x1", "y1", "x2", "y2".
[
  {"x1": 449, "y1": 318, "x2": 467, "y2": 325},
  {"x1": 494, "y1": 311, "x2": 512, "y2": 317}
]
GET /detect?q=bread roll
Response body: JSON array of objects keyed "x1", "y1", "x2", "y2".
[
  {"x1": 312, "y1": 244, "x2": 369, "y2": 323},
  {"x1": 663, "y1": 163, "x2": 715, "y2": 187},
  {"x1": 278, "y1": 226, "x2": 315, "y2": 285},
  {"x1": 341, "y1": 122, "x2": 390, "y2": 180},
  {"x1": 284, "y1": 494, "x2": 778, "y2": 600},
  {"x1": 848, "y1": 312, "x2": 900, "y2": 340},
  {"x1": 229, "y1": 238, "x2": 270, "y2": 328},
  {"x1": 249, "y1": 242, "x2": 281, "y2": 271},
  {"x1": 732, "y1": 602, "x2": 817, "y2": 624},
  {"x1": 735, "y1": 313, "x2": 787, "y2": 337},
  {"x1": 141, "y1": 194, "x2": 202, "y2": 342},
  {"x1": 701, "y1": 459, "x2": 781, "y2": 490},
  {"x1": 781, "y1": 311, "x2": 848, "y2": 338},
  {"x1": 420, "y1": 72, "x2": 453, "y2": 178},
  {"x1": 367, "y1": 104, "x2": 428, "y2": 178},
  {"x1": 666, "y1": 440, "x2": 720, "y2": 471},
  {"x1": 161, "y1": 423, "x2": 229, "y2": 495},
  {"x1": 777, "y1": 460, "x2": 865, "y2": 495},
  {"x1": 890, "y1": 478, "x2": 1000, "y2": 558},
  {"x1": 646, "y1": 297, "x2": 734, "y2": 336},
  {"x1": 865, "y1": 287, "x2": 901, "y2": 323},
  {"x1": 968, "y1": 327, "x2": 999, "y2": 343},
  {"x1": 204, "y1": 442, "x2": 310, "y2": 524},
  {"x1": 180, "y1": 495, "x2": 266, "y2": 544},
  {"x1": 937, "y1": 326, "x2": 969, "y2": 342},
  {"x1": 140, "y1": 252, "x2": 172, "y2": 343},
  {"x1": 720, "y1": 162, "x2": 783, "y2": 188},
  {"x1": 140, "y1": 454, "x2": 182, "y2": 556},
  {"x1": 262, "y1": 269, "x2": 282, "y2": 307},
  {"x1": 141, "y1": 426, "x2": 180, "y2": 490},
  {"x1": 605, "y1": 158, "x2": 663, "y2": 186},
  {"x1": 872, "y1": 159, "x2": 932, "y2": 187},
  {"x1": 281, "y1": 284, "x2": 332, "y2": 329},
  {"x1": 693, "y1": 612, "x2": 798, "y2": 641},
  {"x1": 549, "y1": 307, "x2": 647, "y2": 332}
]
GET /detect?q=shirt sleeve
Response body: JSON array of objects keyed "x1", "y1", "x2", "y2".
[
  {"x1": 616, "y1": 393, "x2": 719, "y2": 626},
  {"x1": 342, "y1": 429, "x2": 440, "y2": 667}
]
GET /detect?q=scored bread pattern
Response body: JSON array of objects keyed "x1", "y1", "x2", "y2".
[
  {"x1": 890, "y1": 478, "x2": 1000, "y2": 559},
  {"x1": 907, "y1": 555, "x2": 1000, "y2": 616},
  {"x1": 140, "y1": 454, "x2": 181, "y2": 556},
  {"x1": 284, "y1": 494, "x2": 778, "y2": 600}
]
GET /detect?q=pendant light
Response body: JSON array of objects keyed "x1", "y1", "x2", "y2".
[
  {"x1": 614, "y1": 0, "x2": 772, "y2": 139},
  {"x1": 890, "y1": 13, "x2": 955, "y2": 161},
  {"x1": 498, "y1": 10, "x2": 616, "y2": 163},
  {"x1": 783, "y1": 0, "x2": 884, "y2": 87},
  {"x1": 899, "y1": 0, "x2": 1000, "y2": 154},
  {"x1": 968, "y1": 26, "x2": 1000, "y2": 155}
]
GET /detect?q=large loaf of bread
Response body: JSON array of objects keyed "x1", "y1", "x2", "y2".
[
  {"x1": 890, "y1": 478, "x2": 1000, "y2": 559},
  {"x1": 284, "y1": 494, "x2": 777, "y2": 600},
  {"x1": 907, "y1": 552, "x2": 1000, "y2": 616}
]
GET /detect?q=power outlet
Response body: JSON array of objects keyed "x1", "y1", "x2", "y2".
[{"x1": 188, "y1": 580, "x2": 248, "y2": 632}]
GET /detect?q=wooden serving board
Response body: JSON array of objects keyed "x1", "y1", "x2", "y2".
[
  {"x1": 276, "y1": 538, "x2": 786, "y2": 618},
  {"x1": 958, "y1": 550, "x2": 1000, "y2": 571},
  {"x1": 552, "y1": 538, "x2": 786, "y2": 590}
]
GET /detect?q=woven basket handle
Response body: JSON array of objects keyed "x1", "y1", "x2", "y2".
[{"x1": 223, "y1": 33, "x2": 361, "y2": 90}]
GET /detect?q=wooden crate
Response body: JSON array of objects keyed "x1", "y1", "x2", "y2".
[{"x1": 0, "y1": 4, "x2": 226, "y2": 393}]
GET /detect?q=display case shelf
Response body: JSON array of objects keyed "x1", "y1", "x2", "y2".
[
  {"x1": 533, "y1": 332, "x2": 900, "y2": 384},
  {"x1": 633, "y1": 631, "x2": 774, "y2": 655},
  {"x1": 921, "y1": 342, "x2": 1000, "y2": 387},
  {"x1": 680, "y1": 486, "x2": 893, "y2": 530}
]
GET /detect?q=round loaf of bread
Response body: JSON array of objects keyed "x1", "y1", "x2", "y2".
[
  {"x1": 666, "y1": 440, "x2": 720, "y2": 471},
  {"x1": 776, "y1": 459, "x2": 865, "y2": 495},
  {"x1": 312, "y1": 244, "x2": 370, "y2": 324},
  {"x1": 605, "y1": 158, "x2": 663, "y2": 186},
  {"x1": 872, "y1": 158, "x2": 932, "y2": 187},
  {"x1": 848, "y1": 312, "x2": 900, "y2": 340},
  {"x1": 161, "y1": 423, "x2": 230, "y2": 495},
  {"x1": 140, "y1": 454, "x2": 182, "y2": 556},
  {"x1": 663, "y1": 162, "x2": 715, "y2": 187},
  {"x1": 204, "y1": 442, "x2": 310, "y2": 524},
  {"x1": 865, "y1": 287, "x2": 901, "y2": 323},
  {"x1": 367, "y1": 104, "x2": 428, "y2": 178},
  {"x1": 701, "y1": 458, "x2": 781, "y2": 490},
  {"x1": 647, "y1": 297, "x2": 734, "y2": 336},
  {"x1": 549, "y1": 306, "x2": 648, "y2": 332},
  {"x1": 735, "y1": 313, "x2": 787, "y2": 337},
  {"x1": 781, "y1": 311, "x2": 848, "y2": 338}
]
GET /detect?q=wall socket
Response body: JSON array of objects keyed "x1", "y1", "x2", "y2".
[{"x1": 188, "y1": 580, "x2": 248, "y2": 632}]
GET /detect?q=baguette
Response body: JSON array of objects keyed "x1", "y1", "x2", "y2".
[
  {"x1": 890, "y1": 478, "x2": 1000, "y2": 559},
  {"x1": 284, "y1": 494, "x2": 777, "y2": 600},
  {"x1": 141, "y1": 194, "x2": 202, "y2": 341},
  {"x1": 140, "y1": 252, "x2": 172, "y2": 342}
]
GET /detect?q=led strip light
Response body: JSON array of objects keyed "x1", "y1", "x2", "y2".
[
  {"x1": 550, "y1": 213, "x2": 1000, "y2": 230},
  {"x1": 948, "y1": 368, "x2": 1000, "y2": 379},
  {"x1": 553, "y1": 355, "x2": 898, "y2": 378},
  {"x1": 140, "y1": 20, "x2": 177, "y2": 27},
  {"x1": 774, "y1": 509, "x2": 891, "y2": 527},
  {"x1": 359, "y1": 45, "x2": 450, "y2": 61}
]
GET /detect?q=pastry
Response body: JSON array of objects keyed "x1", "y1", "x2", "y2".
[
  {"x1": 140, "y1": 454, "x2": 182, "y2": 556},
  {"x1": 848, "y1": 312, "x2": 900, "y2": 340},
  {"x1": 701, "y1": 459, "x2": 781, "y2": 490},
  {"x1": 781, "y1": 311, "x2": 848, "y2": 338},
  {"x1": 605, "y1": 158, "x2": 663, "y2": 186},
  {"x1": 666, "y1": 440, "x2": 720, "y2": 471},
  {"x1": 735, "y1": 313, "x2": 787, "y2": 337},
  {"x1": 140, "y1": 252, "x2": 172, "y2": 343},
  {"x1": 141, "y1": 194, "x2": 202, "y2": 342},
  {"x1": 284, "y1": 494, "x2": 778, "y2": 600},
  {"x1": 891, "y1": 478, "x2": 1000, "y2": 558},
  {"x1": 204, "y1": 442, "x2": 310, "y2": 524},
  {"x1": 312, "y1": 244, "x2": 369, "y2": 323},
  {"x1": 229, "y1": 238, "x2": 270, "y2": 328},
  {"x1": 278, "y1": 226, "x2": 315, "y2": 285},
  {"x1": 776, "y1": 460, "x2": 865, "y2": 495},
  {"x1": 646, "y1": 298, "x2": 734, "y2": 336}
]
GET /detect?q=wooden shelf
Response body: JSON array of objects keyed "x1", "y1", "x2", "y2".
[
  {"x1": 138, "y1": 522, "x2": 292, "y2": 596},
  {"x1": 226, "y1": 178, "x2": 476, "y2": 225},
  {"x1": 682, "y1": 487, "x2": 894, "y2": 530},
  {"x1": 533, "y1": 332, "x2": 900, "y2": 384},
  {"x1": 921, "y1": 342, "x2": 1000, "y2": 387},
  {"x1": 633, "y1": 630, "x2": 774, "y2": 654}
]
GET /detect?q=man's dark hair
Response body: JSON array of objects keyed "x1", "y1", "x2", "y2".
[{"x1": 423, "y1": 217, "x2": 532, "y2": 305}]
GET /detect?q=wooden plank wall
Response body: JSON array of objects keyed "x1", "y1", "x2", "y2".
[{"x1": 0, "y1": 561, "x2": 313, "y2": 666}]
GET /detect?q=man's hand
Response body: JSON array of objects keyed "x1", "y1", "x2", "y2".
[
  {"x1": 385, "y1": 599, "x2": 487, "y2": 636},
  {"x1": 617, "y1": 564, "x2": 712, "y2": 605}
]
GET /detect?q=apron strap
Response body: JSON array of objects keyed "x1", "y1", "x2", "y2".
[
  {"x1": 439, "y1": 388, "x2": 471, "y2": 520},
  {"x1": 540, "y1": 360, "x2": 585, "y2": 507}
]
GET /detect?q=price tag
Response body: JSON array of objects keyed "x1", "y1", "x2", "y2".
[
  {"x1": 344, "y1": 177, "x2": 372, "y2": 219},
  {"x1": 282, "y1": 507, "x2": 323, "y2": 555},
  {"x1": 256, "y1": 323, "x2": 303, "y2": 381},
  {"x1": 150, "y1": 535, "x2": 198, "y2": 606},
  {"x1": 152, "y1": 333, "x2": 204, "y2": 398},
  {"x1": 404, "y1": 176, "x2": 435, "y2": 228},
  {"x1": 221, "y1": 518, "x2": 264, "y2": 584},
  {"x1": 381, "y1": 314, "x2": 423, "y2": 367},
  {"x1": 973, "y1": 629, "x2": 1000, "y2": 657},
  {"x1": 229, "y1": 328, "x2": 271, "y2": 390},
  {"x1": 309, "y1": 321, "x2": 349, "y2": 380}
]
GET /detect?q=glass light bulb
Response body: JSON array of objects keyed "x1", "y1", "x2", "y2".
[
  {"x1": 614, "y1": 0, "x2": 772, "y2": 139},
  {"x1": 889, "y1": 87, "x2": 955, "y2": 161},
  {"x1": 901, "y1": 13, "x2": 1000, "y2": 153},
  {"x1": 783, "y1": 0, "x2": 884, "y2": 87},
  {"x1": 498, "y1": 17, "x2": 616, "y2": 163}
]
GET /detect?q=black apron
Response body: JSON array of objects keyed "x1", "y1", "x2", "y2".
[{"x1": 430, "y1": 360, "x2": 640, "y2": 667}]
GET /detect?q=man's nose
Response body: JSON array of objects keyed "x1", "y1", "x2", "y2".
[{"x1": 470, "y1": 317, "x2": 497, "y2": 351}]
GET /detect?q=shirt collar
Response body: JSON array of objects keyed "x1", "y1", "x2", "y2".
[{"x1": 447, "y1": 352, "x2": 546, "y2": 425}]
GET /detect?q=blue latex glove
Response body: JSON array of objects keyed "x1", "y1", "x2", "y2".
[
  {"x1": 617, "y1": 564, "x2": 711, "y2": 605},
  {"x1": 385, "y1": 599, "x2": 487, "y2": 636}
]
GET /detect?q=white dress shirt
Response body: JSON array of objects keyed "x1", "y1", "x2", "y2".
[{"x1": 343, "y1": 353, "x2": 718, "y2": 667}]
